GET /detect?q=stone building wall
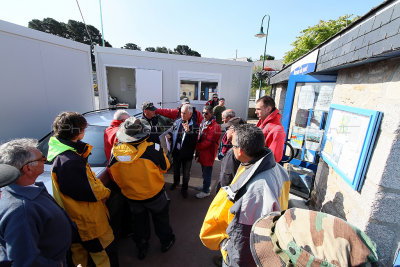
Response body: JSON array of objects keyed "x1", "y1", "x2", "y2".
[
  {"x1": 272, "y1": 83, "x2": 287, "y2": 113},
  {"x1": 311, "y1": 57, "x2": 400, "y2": 263}
]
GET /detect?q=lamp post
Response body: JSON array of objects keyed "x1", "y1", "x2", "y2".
[{"x1": 255, "y1": 14, "x2": 270, "y2": 94}]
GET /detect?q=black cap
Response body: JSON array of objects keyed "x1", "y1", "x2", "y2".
[
  {"x1": 181, "y1": 97, "x2": 190, "y2": 104},
  {"x1": 142, "y1": 101, "x2": 157, "y2": 111},
  {"x1": 221, "y1": 117, "x2": 246, "y2": 129},
  {"x1": 0, "y1": 164, "x2": 21, "y2": 187}
]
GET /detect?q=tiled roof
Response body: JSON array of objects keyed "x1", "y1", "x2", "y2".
[
  {"x1": 270, "y1": 0, "x2": 400, "y2": 84},
  {"x1": 317, "y1": 0, "x2": 400, "y2": 72}
]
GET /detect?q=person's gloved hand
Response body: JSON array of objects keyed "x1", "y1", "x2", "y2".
[{"x1": 217, "y1": 152, "x2": 224, "y2": 160}]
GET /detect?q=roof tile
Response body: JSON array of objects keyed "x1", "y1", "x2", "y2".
[
  {"x1": 381, "y1": 17, "x2": 400, "y2": 38},
  {"x1": 372, "y1": 7, "x2": 394, "y2": 30},
  {"x1": 386, "y1": 34, "x2": 400, "y2": 50},
  {"x1": 391, "y1": 2, "x2": 400, "y2": 20},
  {"x1": 358, "y1": 17, "x2": 375, "y2": 37}
]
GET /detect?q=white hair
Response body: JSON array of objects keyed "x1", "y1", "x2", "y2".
[
  {"x1": 222, "y1": 109, "x2": 235, "y2": 119},
  {"x1": 0, "y1": 138, "x2": 38, "y2": 169},
  {"x1": 181, "y1": 104, "x2": 193, "y2": 113},
  {"x1": 113, "y1": 110, "x2": 130, "y2": 120}
]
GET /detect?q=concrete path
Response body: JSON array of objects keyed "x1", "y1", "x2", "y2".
[
  {"x1": 117, "y1": 155, "x2": 308, "y2": 266},
  {"x1": 118, "y1": 159, "x2": 222, "y2": 266}
]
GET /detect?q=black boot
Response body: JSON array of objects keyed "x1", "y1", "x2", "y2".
[{"x1": 136, "y1": 240, "x2": 149, "y2": 260}]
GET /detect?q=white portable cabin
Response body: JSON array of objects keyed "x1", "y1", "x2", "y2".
[
  {"x1": 0, "y1": 20, "x2": 94, "y2": 142},
  {"x1": 94, "y1": 46, "x2": 253, "y2": 119}
]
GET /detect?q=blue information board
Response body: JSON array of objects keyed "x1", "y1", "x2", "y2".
[{"x1": 320, "y1": 104, "x2": 382, "y2": 191}]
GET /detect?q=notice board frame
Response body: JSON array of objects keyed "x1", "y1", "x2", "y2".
[{"x1": 320, "y1": 104, "x2": 382, "y2": 191}]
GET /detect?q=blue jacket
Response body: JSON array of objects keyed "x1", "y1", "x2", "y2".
[{"x1": 0, "y1": 182, "x2": 72, "y2": 267}]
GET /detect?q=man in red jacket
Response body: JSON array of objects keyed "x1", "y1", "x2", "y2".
[
  {"x1": 155, "y1": 100, "x2": 203, "y2": 126},
  {"x1": 104, "y1": 110, "x2": 130, "y2": 163},
  {"x1": 255, "y1": 95, "x2": 285, "y2": 162},
  {"x1": 195, "y1": 105, "x2": 221, "y2": 198}
]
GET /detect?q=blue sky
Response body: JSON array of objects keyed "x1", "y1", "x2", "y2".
[{"x1": 1, "y1": 0, "x2": 383, "y2": 60}]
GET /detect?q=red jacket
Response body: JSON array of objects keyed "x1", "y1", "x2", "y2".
[
  {"x1": 196, "y1": 119, "x2": 221, "y2": 166},
  {"x1": 156, "y1": 107, "x2": 203, "y2": 126},
  {"x1": 221, "y1": 132, "x2": 231, "y2": 155},
  {"x1": 104, "y1": 119, "x2": 123, "y2": 162},
  {"x1": 205, "y1": 99, "x2": 219, "y2": 109},
  {"x1": 256, "y1": 108, "x2": 286, "y2": 162}
]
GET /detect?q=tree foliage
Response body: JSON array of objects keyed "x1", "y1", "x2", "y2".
[
  {"x1": 259, "y1": 54, "x2": 275, "y2": 60},
  {"x1": 155, "y1": 46, "x2": 173, "y2": 54},
  {"x1": 28, "y1": 18, "x2": 112, "y2": 47},
  {"x1": 122, "y1": 43, "x2": 141, "y2": 50},
  {"x1": 145, "y1": 47, "x2": 156, "y2": 52},
  {"x1": 250, "y1": 66, "x2": 270, "y2": 97},
  {"x1": 284, "y1": 14, "x2": 357, "y2": 64},
  {"x1": 174, "y1": 45, "x2": 201, "y2": 57}
]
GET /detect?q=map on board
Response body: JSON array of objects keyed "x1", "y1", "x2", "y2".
[{"x1": 321, "y1": 109, "x2": 370, "y2": 183}]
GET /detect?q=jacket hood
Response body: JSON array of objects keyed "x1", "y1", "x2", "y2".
[
  {"x1": 47, "y1": 137, "x2": 76, "y2": 162},
  {"x1": 112, "y1": 140, "x2": 149, "y2": 164},
  {"x1": 47, "y1": 137, "x2": 92, "y2": 162}
]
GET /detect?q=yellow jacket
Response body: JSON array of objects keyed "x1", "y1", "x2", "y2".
[
  {"x1": 109, "y1": 140, "x2": 170, "y2": 201},
  {"x1": 48, "y1": 137, "x2": 112, "y2": 242},
  {"x1": 200, "y1": 150, "x2": 290, "y2": 266}
]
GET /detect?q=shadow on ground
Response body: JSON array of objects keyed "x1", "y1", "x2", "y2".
[{"x1": 118, "y1": 159, "x2": 221, "y2": 266}]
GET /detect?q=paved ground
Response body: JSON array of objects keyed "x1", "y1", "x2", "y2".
[
  {"x1": 116, "y1": 156, "x2": 309, "y2": 266},
  {"x1": 118, "y1": 159, "x2": 222, "y2": 266}
]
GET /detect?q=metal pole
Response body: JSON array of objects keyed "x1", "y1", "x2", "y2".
[
  {"x1": 259, "y1": 14, "x2": 270, "y2": 92},
  {"x1": 99, "y1": 0, "x2": 105, "y2": 46}
]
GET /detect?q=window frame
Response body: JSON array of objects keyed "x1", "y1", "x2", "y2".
[{"x1": 178, "y1": 71, "x2": 221, "y2": 104}]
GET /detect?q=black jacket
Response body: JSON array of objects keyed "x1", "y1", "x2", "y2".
[
  {"x1": 168, "y1": 118, "x2": 198, "y2": 160},
  {"x1": 219, "y1": 148, "x2": 241, "y2": 187}
]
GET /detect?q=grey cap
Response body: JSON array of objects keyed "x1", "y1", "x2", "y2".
[
  {"x1": 0, "y1": 164, "x2": 21, "y2": 187},
  {"x1": 116, "y1": 118, "x2": 151, "y2": 143},
  {"x1": 221, "y1": 117, "x2": 246, "y2": 129},
  {"x1": 142, "y1": 101, "x2": 157, "y2": 111}
]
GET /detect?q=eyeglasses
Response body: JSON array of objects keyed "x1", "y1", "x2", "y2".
[
  {"x1": 232, "y1": 144, "x2": 239, "y2": 149},
  {"x1": 22, "y1": 154, "x2": 47, "y2": 169}
]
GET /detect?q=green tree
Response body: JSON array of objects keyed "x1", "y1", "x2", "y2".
[
  {"x1": 145, "y1": 47, "x2": 156, "y2": 52},
  {"x1": 250, "y1": 66, "x2": 270, "y2": 98},
  {"x1": 122, "y1": 43, "x2": 141, "y2": 50},
  {"x1": 259, "y1": 54, "x2": 275, "y2": 60},
  {"x1": 155, "y1": 46, "x2": 173, "y2": 54},
  {"x1": 29, "y1": 18, "x2": 112, "y2": 47},
  {"x1": 284, "y1": 14, "x2": 357, "y2": 64},
  {"x1": 28, "y1": 18, "x2": 69, "y2": 38},
  {"x1": 174, "y1": 45, "x2": 201, "y2": 57}
]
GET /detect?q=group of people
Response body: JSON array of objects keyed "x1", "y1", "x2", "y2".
[{"x1": 0, "y1": 93, "x2": 381, "y2": 266}]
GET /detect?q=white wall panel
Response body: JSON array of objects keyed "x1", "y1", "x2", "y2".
[{"x1": 0, "y1": 20, "x2": 94, "y2": 142}]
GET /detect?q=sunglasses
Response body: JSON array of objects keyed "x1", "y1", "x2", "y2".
[
  {"x1": 22, "y1": 154, "x2": 47, "y2": 169},
  {"x1": 202, "y1": 112, "x2": 210, "y2": 115}
]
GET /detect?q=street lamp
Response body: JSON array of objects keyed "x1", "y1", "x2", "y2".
[{"x1": 255, "y1": 14, "x2": 270, "y2": 93}]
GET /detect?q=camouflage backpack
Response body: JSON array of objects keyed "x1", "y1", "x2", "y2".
[{"x1": 250, "y1": 208, "x2": 379, "y2": 267}]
